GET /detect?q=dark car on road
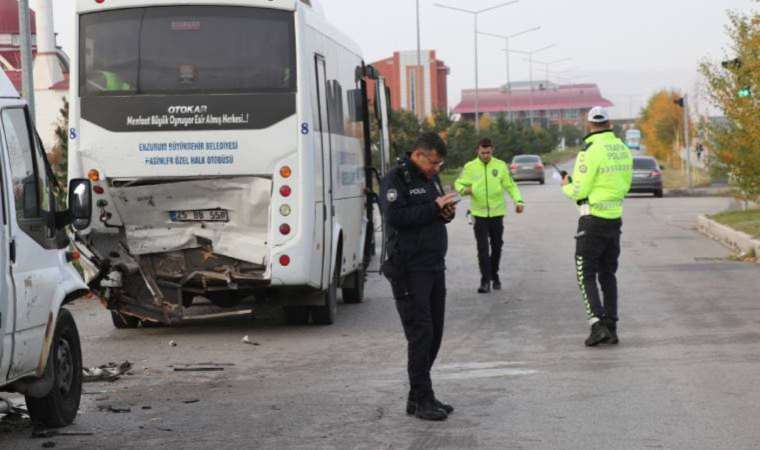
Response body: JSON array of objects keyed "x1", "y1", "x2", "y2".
[
  {"x1": 510, "y1": 154, "x2": 545, "y2": 184},
  {"x1": 630, "y1": 156, "x2": 663, "y2": 197}
]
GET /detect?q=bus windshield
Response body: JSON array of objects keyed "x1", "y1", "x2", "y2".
[{"x1": 80, "y1": 6, "x2": 295, "y2": 96}]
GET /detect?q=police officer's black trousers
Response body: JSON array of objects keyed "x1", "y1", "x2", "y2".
[
  {"x1": 474, "y1": 216, "x2": 504, "y2": 284},
  {"x1": 574, "y1": 216, "x2": 622, "y2": 323},
  {"x1": 395, "y1": 271, "x2": 446, "y2": 403}
]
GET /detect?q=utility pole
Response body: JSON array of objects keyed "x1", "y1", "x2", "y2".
[
  {"x1": 478, "y1": 26, "x2": 540, "y2": 122},
  {"x1": 416, "y1": 0, "x2": 423, "y2": 121},
  {"x1": 435, "y1": 1, "x2": 520, "y2": 134},
  {"x1": 674, "y1": 95, "x2": 692, "y2": 188},
  {"x1": 683, "y1": 94, "x2": 692, "y2": 189},
  {"x1": 18, "y1": 0, "x2": 35, "y2": 119}
]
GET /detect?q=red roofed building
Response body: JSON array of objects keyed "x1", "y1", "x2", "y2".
[
  {"x1": 453, "y1": 81, "x2": 614, "y2": 128},
  {"x1": 0, "y1": 0, "x2": 70, "y2": 150}
]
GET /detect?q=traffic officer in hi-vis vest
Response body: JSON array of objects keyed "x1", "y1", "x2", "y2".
[
  {"x1": 562, "y1": 107, "x2": 633, "y2": 347},
  {"x1": 455, "y1": 138, "x2": 524, "y2": 294}
]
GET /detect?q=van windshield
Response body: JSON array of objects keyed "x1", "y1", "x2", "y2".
[{"x1": 79, "y1": 6, "x2": 296, "y2": 96}]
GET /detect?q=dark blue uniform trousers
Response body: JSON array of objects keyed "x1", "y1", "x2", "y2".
[{"x1": 395, "y1": 271, "x2": 446, "y2": 403}]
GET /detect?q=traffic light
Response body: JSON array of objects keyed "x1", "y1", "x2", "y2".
[
  {"x1": 721, "y1": 58, "x2": 742, "y2": 70},
  {"x1": 738, "y1": 86, "x2": 751, "y2": 98}
]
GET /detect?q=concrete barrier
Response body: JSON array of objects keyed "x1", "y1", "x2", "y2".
[{"x1": 697, "y1": 215, "x2": 760, "y2": 262}]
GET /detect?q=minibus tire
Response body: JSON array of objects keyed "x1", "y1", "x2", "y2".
[
  {"x1": 26, "y1": 309, "x2": 82, "y2": 428},
  {"x1": 311, "y1": 269, "x2": 338, "y2": 325},
  {"x1": 342, "y1": 269, "x2": 365, "y2": 304},
  {"x1": 111, "y1": 311, "x2": 140, "y2": 329}
]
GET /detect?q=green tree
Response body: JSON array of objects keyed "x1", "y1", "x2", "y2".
[
  {"x1": 49, "y1": 98, "x2": 69, "y2": 208},
  {"x1": 700, "y1": 3, "x2": 760, "y2": 199},
  {"x1": 388, "y1": 109, "x2": 422, "y2": 160}
]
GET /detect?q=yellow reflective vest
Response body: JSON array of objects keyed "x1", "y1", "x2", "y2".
[
  {"x1": 562, "y1": 130, "x2": 633, "y2": 219},
  {"x1": 455, "y1": 157, "x2": 524, "y2": 218}
]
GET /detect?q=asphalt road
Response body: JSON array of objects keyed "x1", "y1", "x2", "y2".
[{"x1": 3, "y1": 170, "x2": 760, "y2": 449}]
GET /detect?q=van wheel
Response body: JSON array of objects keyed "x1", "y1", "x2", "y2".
[
  {"x1": 342, "y1": 268, "x2": 365, "y2": 304},
  {"x1": 111, "y1": 311, "x2": 140, "y2": 329},
  {"x1": 25, "y1": 309, "x2": 82, "y2": 428},
  {"x1": 654, "y1": 189, "x2": 663, "y2": 198},
  {"x1": 283, "y1": 306, "x2": 310, "y2": 325},
  {"x1": 311, "y1": 267, "x2": 339, "y2": 325}
]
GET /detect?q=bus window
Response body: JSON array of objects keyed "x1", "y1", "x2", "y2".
[{"x1": 79, "y1": 6, "x2": 296, "y2": 96}]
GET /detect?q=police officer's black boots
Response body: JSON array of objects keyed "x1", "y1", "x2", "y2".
[
  {"x1": 602, "y1": 318, "x2": 619, "y2": 345},
  {"x1": 413, "y1": 398, "x2": 448, "y2": 421},
  {"x1": 492, "y1": 276, "x2": 502, "y2": 291},
  {"x1": 478, "y1": 281, "x2": 491, "y2": 294},
  {"x1": 407, "y1": 391, "x2": 454, "y2": 416},
  {"x1": 585, "y1": 320, "x2": 612, "y2": 347}
]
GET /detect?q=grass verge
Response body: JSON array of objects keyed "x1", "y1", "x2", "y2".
[
  {"x1": 439, "y1": 167, "x2": 461, "y2": 189},
  {"x1": 663, "y1": 166, "x2": 712, "y2": 190},
  {"x1": 710, "y1": 209, "x2": 760, "y2": 239}
]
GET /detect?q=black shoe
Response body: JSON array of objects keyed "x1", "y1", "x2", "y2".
[
  {"x1": 585, "y1": 321, "x2": 612, "y2": 347},
  {"x1": 434, "y1": 399, "x2": 454, "y2": 415},
  {"x1": 406, "y1": 398, "x2": 453, "y2": 416},
  {"x1": 492, "y1": 280, "x2": 502, "y2": 291},
  {"x1": 414, "y1": 399, "x2": 447, "y2": 421},
  {"x1": 602, "y1": 318, "x2": 619, "y2": 345},
  {"x1": 477, "y1": 282, "x2": 491, "y2": 294}
]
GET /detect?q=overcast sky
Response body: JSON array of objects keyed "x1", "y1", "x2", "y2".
[{"x1": 51, "y1": 0, "x2": 755, "y2": 118}]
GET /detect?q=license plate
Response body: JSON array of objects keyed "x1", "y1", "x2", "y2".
[{"x1": 170, "y1": 209, "x2": 229, "y2": 222}]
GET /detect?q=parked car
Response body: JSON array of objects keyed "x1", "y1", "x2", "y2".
[
  {"x1": 510, "y1": 155, "x2": 545, "y2": 184},
  {"x1": 0, "y1": 72, "x2": 93, "y2": 427},
  {"x1": 630, "y1": 156, "x2": 664, "y2": 198}
]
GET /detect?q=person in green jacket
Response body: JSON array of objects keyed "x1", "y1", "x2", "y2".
[
  {"x1": 455, "y1": 138, "x2": 524, "y2": 294},
  {"x1": 561, "y1": 106, "x2": 633, "y2": 347}
]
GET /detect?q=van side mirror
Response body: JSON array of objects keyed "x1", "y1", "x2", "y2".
[{"x1": 68, "y1": 179, "x2": 92, "y2": 230}]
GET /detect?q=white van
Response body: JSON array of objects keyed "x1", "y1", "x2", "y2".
[{"x1": 0, "y1": 72, "x2": 93, "y2": 427}]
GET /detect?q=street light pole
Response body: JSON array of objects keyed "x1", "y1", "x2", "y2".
[
  {"x1": 474, "y1": 13, "x2": 479, "y2": 131},
  {"x1": 523, "y1": 44, "x2": 556, "y2": 126},
  {"x1": 18, "y1": 0, "x2": 35, "y2": 118},
  {"x1": 416, "y1": 0, "x2": 423, "y2": 120},
  {"x1": 683, "y1": 94, "x2": 692, "y2": 189},
  {"x1": 434, "y1": 1, "x2": 520, "y2": 134},
  {"x1": 479, "y1": 27, "x2": 541, "y2": 89}
]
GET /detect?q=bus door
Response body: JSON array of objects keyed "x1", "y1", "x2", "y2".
[
  {"x1": 314, "y1": 55, "x2": 334, "y2": 289},
  {"x1": 375, "y1": 78, "x2": 392, "y2": 264},
  {"x1": 0, "y1": 149, "x2": 7, "y2": 374}
]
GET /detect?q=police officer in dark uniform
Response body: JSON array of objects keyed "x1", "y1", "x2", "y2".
[{"x1": 380, "y1": 132, "x2": 458, "y2": 421}]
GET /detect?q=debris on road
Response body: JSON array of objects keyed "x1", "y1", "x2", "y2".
[
  {"x1": 98, "y1": 405, "x2": 132, "y2": 414},
  {"x1": 172, "y1": 367, "x2": 225, "y2": 372},
  {"x1": 170, "y1": 362, "x2": 232, "y2": 372},
  {"x1": 241, "y1": 335, "x2": 260, "y2": 346},
  {"x1": 183, "y1": 399, "x2": 200, "y2": 404},
  {"x1": 32, "y1": 429, "x2": 95, "y2": 438},
  {"x1": 83, "y1": 361, "x2": 133, "y2": 383},
  {"x1": 169, "y1": 340, "x2": 178, "y2": 347}
]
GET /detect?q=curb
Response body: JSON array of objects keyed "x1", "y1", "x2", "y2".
[{"x1": 697, "y1": 215, "x2": 760, "y2": 261}]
